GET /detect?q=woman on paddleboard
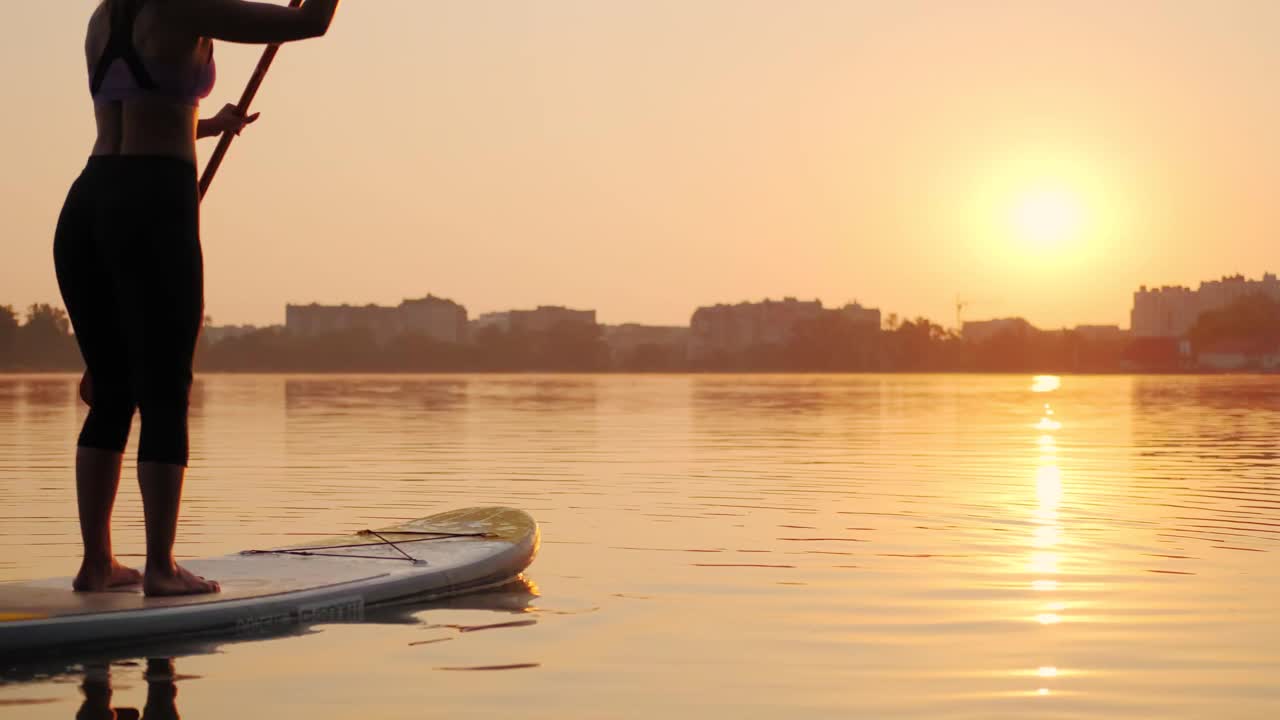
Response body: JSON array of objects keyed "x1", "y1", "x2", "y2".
[{"x1": 55, "y1": 0, "x2": 340, "y2": 597}]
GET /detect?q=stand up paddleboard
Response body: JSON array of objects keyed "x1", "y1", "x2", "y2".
[{"x1": 0, "y1": 507, "x2": 538, "y2": 658}]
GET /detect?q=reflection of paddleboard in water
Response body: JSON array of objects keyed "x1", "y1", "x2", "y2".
[{"x1": 0, "y1": 507, "x2": 538, "y2": 657}]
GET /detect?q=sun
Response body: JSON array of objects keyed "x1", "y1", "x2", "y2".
[
  {"x1": 1011, "y1": 187, "x2": 1085, "y2": 248},
  {"x1": 966, "y1": 148, "x2": 1121, "y2": 273}
]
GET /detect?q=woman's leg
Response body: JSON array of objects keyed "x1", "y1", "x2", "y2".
[
  {"x1": 139, "y1": 461, "x2": 218, "y2": 595},
  {"x1": 73, "y1": 448, "x2": 143, "y2": 590},
  {"x1": 107, "y1": 158, "x2": 218, "y2": 597},
  {"x1": 54, "y1": 164, "x2": 142, "y2": 591}
]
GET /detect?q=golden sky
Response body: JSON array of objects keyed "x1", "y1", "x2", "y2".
[{"x1": 4, "y1": 1, "x2": 1280, "y2": 329}]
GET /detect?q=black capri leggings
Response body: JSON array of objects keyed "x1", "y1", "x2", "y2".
[{"x1": 53, "y1": 155, "x2": 203, "y2": 467}]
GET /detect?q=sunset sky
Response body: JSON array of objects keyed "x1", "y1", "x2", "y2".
[{"x1": 4, "y1": 1, "x2": 1280, "y2": 330}]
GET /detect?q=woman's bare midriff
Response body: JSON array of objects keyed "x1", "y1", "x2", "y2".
[{"x1": 91, "y1": 100, "x2": 200, "y2": 162}]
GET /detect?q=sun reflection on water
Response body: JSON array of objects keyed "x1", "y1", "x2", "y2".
[
  {"x1": 1033, "y1": 524, "x2": 1060, "y2": 548},
  {"x1": 1034, "y1": 466, "x2": 1063, "y2": 519},
  {"x1": 1035, "y1": 417, "x2": 1063, "y2": 431},
  {"x1": 1031, "y1": 376, "x2": 1062, "y2": 393},
  {"x1": 1030, "y1": 552, "x2": 1058, "y2": 574},
  {"x1": 1029, "y1": 379, "x2": 1066, "y2": 698}
]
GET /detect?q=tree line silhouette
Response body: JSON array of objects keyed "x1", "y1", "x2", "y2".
[
  {"x1": 4, "y1": 294, "x2": 1278, "y2": 374},
  {"x1": 0, "y1": 304, "x2": 81, "y2": 371}
]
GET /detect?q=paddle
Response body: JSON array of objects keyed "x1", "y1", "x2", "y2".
[
  {"x1": 198, "y1": 0, "x2": 305, "y2": 200},
  {"x1": 79, "y1": 0, "x2": 305, "y2": 406}
]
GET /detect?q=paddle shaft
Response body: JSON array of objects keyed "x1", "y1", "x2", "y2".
[{"x1": 197, "y1": 0, "x2": 305, "y2": 200}]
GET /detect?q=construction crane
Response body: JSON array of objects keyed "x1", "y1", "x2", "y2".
[
  {"x1": 955, "y1": 295, "x2": 970, "y2": 331},
  {"x1": 955, "y1": 295, "x2": 1003, "y2": 331}
]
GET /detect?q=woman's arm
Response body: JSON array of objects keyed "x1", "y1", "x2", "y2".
[
  {"x1": 165, "y1": 0, "x2": 341, "y2": 45},
  {"x1": 198, "y1": 104, "x2": 261, "y2": 138}
]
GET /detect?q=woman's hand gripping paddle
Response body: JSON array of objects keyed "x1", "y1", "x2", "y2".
[{"x1": 198, "y1": 0, "x2": 305, "y2": 200}]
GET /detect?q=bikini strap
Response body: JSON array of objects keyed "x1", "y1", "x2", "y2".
[{"x1": 89, "y1": 0, "x2": 157, "y2": 95}]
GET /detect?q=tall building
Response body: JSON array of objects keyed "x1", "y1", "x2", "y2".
[
  {"x1": 839, "y1": 303, "x2": 882, "y2": 329},
  {"x1": 1129, "y1": 285, "x2": 1201, "y2": 338},
  {"x1": 399, "y1": 295, "x2": 469, "y2": 343},
  {"x1": 286, "y1": 294, "x2": 467, "y2": 345},
  {"x1": 1131, "y1": 274, "x2": 1280, "y2": 338},
  {"x1": 688, "y1": 298, "x2": 879, "y2": 360}
]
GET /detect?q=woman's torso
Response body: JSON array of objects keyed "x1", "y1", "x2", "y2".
[{"x1": 86, "y1": 1, "x2": 213, "y2": 163}]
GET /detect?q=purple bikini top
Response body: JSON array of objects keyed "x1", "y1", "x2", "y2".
[{"x1": 89, "y1": 1, "x2": 215, "y2": 106}]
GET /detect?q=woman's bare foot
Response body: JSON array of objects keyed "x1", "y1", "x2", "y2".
[
  {"x1": 144, "y1": 563, "x2": 220, "y2": 597},
  {"x1": 73, "y1": 557, "x2": 143, "y2": 592}
]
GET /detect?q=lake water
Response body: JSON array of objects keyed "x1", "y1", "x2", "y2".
[{"x1": 0, "y1": 373, "x2": 1277, "y2": 719}]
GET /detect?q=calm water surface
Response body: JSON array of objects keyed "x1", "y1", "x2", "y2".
[{"x1": 0, "y1": 374, "x2": 1277, "y2": 719}]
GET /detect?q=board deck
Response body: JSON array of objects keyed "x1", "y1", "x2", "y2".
[{"x1": 0, "y1": 507, "x2": 538, "y2": 657}]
